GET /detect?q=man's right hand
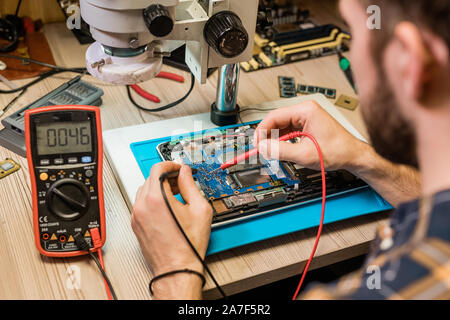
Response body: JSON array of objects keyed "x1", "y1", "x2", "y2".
[{"x1": 254, "y1": 101, "x2": 371, "y2": 172}]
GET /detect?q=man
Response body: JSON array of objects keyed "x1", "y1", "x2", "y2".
[{"x1": 131, "y1": 0, "x2": 450, "y2": 299}]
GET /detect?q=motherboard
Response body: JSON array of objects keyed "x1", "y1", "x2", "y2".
[
  {"x1": 157, "y1": 123, "x2": 367, "y2": 226},
  {"x1": 241, "y1": 1, "x2": 350, "y2": 72}
]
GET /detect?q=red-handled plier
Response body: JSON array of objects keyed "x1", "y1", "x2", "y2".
[{"x1": 130, "y1": 71, "x2": 185, "y2": 103}]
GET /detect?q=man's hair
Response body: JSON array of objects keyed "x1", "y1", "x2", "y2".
[{"x1": 361, "y1": 0, "x2": 450, "y2": 52}]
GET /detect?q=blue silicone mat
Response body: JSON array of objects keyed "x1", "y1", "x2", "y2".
[{"x1": 130, "y1": 122, "x2": 393, "y2": 255}]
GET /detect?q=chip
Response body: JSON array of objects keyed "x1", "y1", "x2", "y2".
[
  {"x1": 0, "y1": 158, "x2": 20, "y2": 179},
  {"x1": 335, "y1": 94, "x2": 359, "y2": 110},
  {"x1": 232, "y1": 168, "x2": 272, "y2": 189}
]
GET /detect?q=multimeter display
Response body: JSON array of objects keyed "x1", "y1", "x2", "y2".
[{"x1": 36, "y1": 121, "x2": 92, "y2": 155}]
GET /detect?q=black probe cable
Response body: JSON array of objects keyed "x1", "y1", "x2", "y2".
[
  {"x1": 159, "y1": 172, "x2": 228, "y2": 299},
  {"x1": 74, "y1": 233, "x2": 118, "y2": 300},
  {"x1": 126, "y1": 72, "x2": 195, "y2": 113},
  {"x1": 87, "y1": 250, "x2": 118, "y2": 300}
]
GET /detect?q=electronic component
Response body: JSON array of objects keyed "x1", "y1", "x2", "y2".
[
  {"x1": 0, "y1": 76, "x2": 103, "y2": 157},
  {"x1": 282, "y1": 162, "x2": 298, "y2": 180},
  {"x1": 335, "y1": 94, "x2": 359, "y2": 110},
  {"x1": 232, "y1": 168, "x2": 272, "y2": 189},
  {"x1": 25, "y1": 105, "x2": 106, "y2": 257},
  {"x1": 254, "y1": 188, "x2": 288, "y2": 207},
  {"x1": 298, "y1": 84, "x2": 337, "y2": 99},
  {"x1": 223, "y1": 193, "x2": 257, "y2": 209},
  {"x1": 242, "y1": 23, "x2": 350, "y2": 72},
  {"x1": 278, "y1": 76, "x2": 297, "y2": 98},
  {"x1": 227, "y1": 161, "x2": 264, "y2": 174},
  {"x1": 157, "y1": 121, "x2": 368, "y2": 227},
  {"x1": 0, "y1": 158, "x2": 20, "y2": 179}
]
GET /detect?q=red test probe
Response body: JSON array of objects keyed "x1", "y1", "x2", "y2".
[{"x1": 210, "y1": 131, "x2": 306, "y2": 173}]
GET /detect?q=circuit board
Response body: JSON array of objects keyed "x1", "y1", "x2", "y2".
[
  {"x1": 242, "y1": 24, "x2": 350, "y2": 73},
  {"x1": 242, "y1": 0, "x2": 351, "y2": 73},
  {"x1": 157, "y1": 123, "x2": 367, "y2": 226}
]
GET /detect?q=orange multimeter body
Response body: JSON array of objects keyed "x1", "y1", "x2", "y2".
[{"x1": 25, "y1": 105, "x2": 106, "y2": 257}]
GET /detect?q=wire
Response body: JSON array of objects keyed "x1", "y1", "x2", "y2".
[
  {"x1": 88, "y1": 250, "x2": 118, "y2": 300},
  {"x1": 97, "y1": 249, "x2": 113, "y2": 300},
  {"x1": 0, "y1": 53, "x2": 87, "y2": 73},
  {"x1": 238, "y1": 107, "x2": 277, "y2": 123},
  {"x1": 291, "y1": 132, "x2": 326, "y2": 300},
  {"x1": 126, "y1": 72, "x2": 195, "y2": 113},
  {"x1": 0, "y1": 54, "x2": 87, "y2": 94},
  {"x1": 159, "y1": 173, "x2": 228, "y2": 299},
  {"x1": 14, "y1": 0, "x2": 23, "y2": 17},
  {"x1": 0, "y1": 69, "x2": 86, "y2": 94},
  {"x1": 0, "y1": 88, "x2": 27, "y2": 116},
  {"x1": 73, "y1": 232, "x2": 117, "y2": 300}
]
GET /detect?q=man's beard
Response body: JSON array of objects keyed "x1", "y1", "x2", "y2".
[{"x1": 362, "y1": 68, "x2": 419, "y2": 169}]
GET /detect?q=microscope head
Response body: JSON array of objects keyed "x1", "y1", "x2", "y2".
[{"x1": 80, "y1": 0, "x2": 258, "y2": 85}]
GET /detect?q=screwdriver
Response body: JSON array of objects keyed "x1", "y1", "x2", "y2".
[
  {"x1": 338, "y1": 51, "x2": 357, "y2": 93},
  {"x1": 209, "y1": 131, "x2": 305, "y2": 174}
]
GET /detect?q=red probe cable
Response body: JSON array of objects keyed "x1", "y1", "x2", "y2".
[
  {"x1": 215, "y1": 131, "x2": 326, "y2": 299},
  {"x1": 90, "y1": 228, "x2": 113, "y2": 300},
  {"x1": 288, "y1": 133, "x2": 326, "y2": 300}
]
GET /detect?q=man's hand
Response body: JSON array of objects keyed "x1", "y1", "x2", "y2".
[
  {"x1": 131, "y1": 162, "x2": 213, "y2": 299},
  {"x1": 254, "y1": 101, "x2": 421, "y2": 206},
  {"x1": 254, "y1": 101, "x2": 371, "y2": 172}
]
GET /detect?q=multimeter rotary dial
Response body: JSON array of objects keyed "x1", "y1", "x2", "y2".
[{"x1": 47, "y1": 178, "x2": 90, "y2": 220}]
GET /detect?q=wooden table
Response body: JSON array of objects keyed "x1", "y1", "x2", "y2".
[{"x1": 0, "y1": 23, "x2": 390, "y2": 300}]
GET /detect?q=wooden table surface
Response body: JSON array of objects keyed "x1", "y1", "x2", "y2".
[{"x1": 0, "y1": 23, "x2": 390, "y2": 300}]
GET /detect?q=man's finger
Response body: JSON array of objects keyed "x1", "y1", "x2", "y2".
[
  {"x1": 146, "y1": 161, "x2": 181, "y2": 194},
  {"x1": 177, "y1": 165, "x2": 205, "y2": 205},
  {"x1": 145, "y1": 161, "x2": 184, "y2": 209},
  {"x1": 258, "y1": 138, "x2": 315, "y2": 164}
]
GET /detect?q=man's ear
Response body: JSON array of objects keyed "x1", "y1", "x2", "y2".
[{"x1": 393, "y1": 22, "x2": 432, "y2": 102}]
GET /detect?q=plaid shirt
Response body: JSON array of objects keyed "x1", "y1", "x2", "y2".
[{"x1": 302, "y1": 189, "x2": 450, "y2": 300}]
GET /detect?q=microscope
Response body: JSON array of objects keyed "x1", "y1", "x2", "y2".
[{"x1": 80, "y1": 0, "x2": 262, "y2": 125}]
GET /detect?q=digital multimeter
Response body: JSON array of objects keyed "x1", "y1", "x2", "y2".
[{"x1": 25, "y1": 105, "x2": 105, "y2": 257}]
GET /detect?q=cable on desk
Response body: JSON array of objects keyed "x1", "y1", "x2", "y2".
[
  {"x1": 0, "y1": 69, "x2": 86, "y2": 94},
  {"x1": 74, "y1": 232, "x2": 117, "y2": 300},
  {"x1": 0, "y1": 55, "x2": 87, "y2": 94},
  {"x1": 126, "y1": 72, "x2": 195, "y2": 114},
  {"x1": 238, "y1": 107, "x2": 278, "y2": 123},
  {"x1": 0, "y1": 53, "x2": 87, "y2": 73},
  {"x1": 15, "y1": 0, "x2": 23, "y2": 17},
  {"x1": 87, "y1": 250, "x2": 117, "y2": 300},
  {"x1": 159, "y1": 172, "x2": 228, "y2": 299},
  {"x1": 0, "y1": 88, "x2": 27, "y2": 117}
]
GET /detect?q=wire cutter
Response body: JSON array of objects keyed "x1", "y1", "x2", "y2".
[{"x1": 130, "y1": 71, "x2": 185, "y2": 103}]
